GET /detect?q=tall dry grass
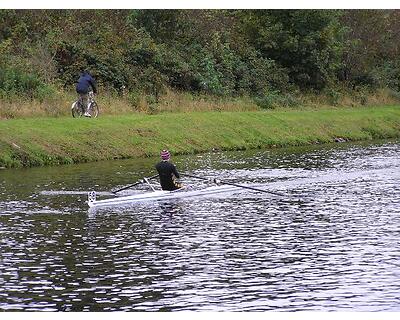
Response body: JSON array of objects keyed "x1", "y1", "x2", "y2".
[
  {"x1": 299, "y1": 88, "x2": 400, "y2": 110},
  {"x1": 0, "y1": 89, "x2": 260, "y2": 119},
  {"x1": 155, "y1": 89, "x2": 259, "y2": 113},
  {"x1": 1, "y1": 87, "x2": 400, "y2": 119}
]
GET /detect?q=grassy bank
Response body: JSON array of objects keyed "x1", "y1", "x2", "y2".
[{"x1": 1, "y1": 105, "x2": 400, "y2": 168}]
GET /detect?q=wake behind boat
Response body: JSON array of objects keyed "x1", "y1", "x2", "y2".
[{"x1": 87, "y1": 184, "x2": 241, "y2": 208}]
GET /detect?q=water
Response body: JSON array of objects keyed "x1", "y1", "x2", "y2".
[{"x1": 1, "y1": 140, "x2": 400, "y2": 311}]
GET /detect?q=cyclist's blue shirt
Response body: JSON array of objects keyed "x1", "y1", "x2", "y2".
[{"x1": 76, "y1": 73, "x2": 97, "y2": 94}]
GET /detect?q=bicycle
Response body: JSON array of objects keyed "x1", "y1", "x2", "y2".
[{"x1": 71, "y1": 91, "x2": 99, "y2": 118}]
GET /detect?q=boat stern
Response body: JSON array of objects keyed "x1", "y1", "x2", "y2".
[{"x1": 87, "y1": 191, "x2": 97, "y2": 207}]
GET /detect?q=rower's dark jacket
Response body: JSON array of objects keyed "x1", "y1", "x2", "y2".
[{"x1": 155, "y1": 161, "x2": 180, "y2": 191}]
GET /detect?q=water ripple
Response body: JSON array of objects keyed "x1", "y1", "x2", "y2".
[{"x1": 1, "y1": 141, "x2": 400, "y2": 311}]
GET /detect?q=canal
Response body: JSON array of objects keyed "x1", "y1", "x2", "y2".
[{"x1": 0, "y1": 140, "x2": 399, "y2": 311}]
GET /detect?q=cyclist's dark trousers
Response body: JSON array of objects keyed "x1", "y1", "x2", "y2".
[{"x1": 77, "y1": 92, "x2": 88, "y2": 111}]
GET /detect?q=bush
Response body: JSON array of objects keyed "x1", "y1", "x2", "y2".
[
  {"x1": 371, "y1": 62, "x2": 400, "y2": 91},
  {"x1": 354, "y1": 87, "x2": 369, "y2": 105},
  {"x1": 387, "y1": 89, "x2": 400, "y2": 101},
  {"x1": 35, "y1": 84, "x2": 58, "y2": 102},
  {"x1": 127, "y1": 90, "x2": 141, "y2": 109},
  {"x1": 325, "y1": 88, "x2": 342, "y2": 105},
  {"x1": 0, "y1": 66, "x2": 57, "y2": 101},
  {"x1": 254, "y1": 90, "x2": 300, "y2": 109}
]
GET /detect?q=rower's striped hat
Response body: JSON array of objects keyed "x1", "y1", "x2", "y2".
[{"x1": 161, "y1": 149, "x2": 170, "y2": 160}]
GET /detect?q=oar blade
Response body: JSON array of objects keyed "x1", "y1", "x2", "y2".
[{"x1": 40, "y1": 190, "x2": 114, "y2": 196}]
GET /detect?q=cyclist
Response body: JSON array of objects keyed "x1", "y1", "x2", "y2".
[{"x1": 76, "y1": 70, "x2": 97, "y2": 117}]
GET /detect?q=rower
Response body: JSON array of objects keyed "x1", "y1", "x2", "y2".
[{"x1": 155, "y1": 150, "x2": 182, "y2": 191}]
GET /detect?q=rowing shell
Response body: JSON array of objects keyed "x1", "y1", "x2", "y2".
[{"x1": 87, "y1": 185, "x2": 241, "y2": 208}]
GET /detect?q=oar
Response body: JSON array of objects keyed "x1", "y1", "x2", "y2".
[
  {"x1": 40, "y1": 190, "x2": 114, "y2": 196},
  {"x1": 181, "y1": 173, "x2": 286, "y2": 197},
  {"x1": 112, "y1": 174, "x2": 159, "y2": 194}
]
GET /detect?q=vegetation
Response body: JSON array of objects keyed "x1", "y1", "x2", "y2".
[
  {"x1": 1, "y1": 9, "x2": 400, "y2": 117},
  {"x1": 1, "y1": 10, "x2": 400, "y2": 169},
  {"x1": 1, "y1": 106, "x2": 400, "y2": 168}
]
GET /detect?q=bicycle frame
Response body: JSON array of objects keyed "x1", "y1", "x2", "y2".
[{"x1": 72, "y1": 91, "x2": 99, "y2": 118}]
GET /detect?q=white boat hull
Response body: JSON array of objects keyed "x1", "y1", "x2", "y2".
[{"x1": 88, "y1": 185, "x2": 240, "y2": 208}]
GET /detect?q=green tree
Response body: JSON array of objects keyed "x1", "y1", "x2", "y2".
[
  {"x1": 238, "y1": 10, "x2": 345, "y2": 90},
  {"x1": 339, "y1": 10, "x2": 400, "y2": 90}
]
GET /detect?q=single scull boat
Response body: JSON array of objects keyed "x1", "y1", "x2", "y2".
[{"x1": 87, "y1": 184, "x2": 241, "y2": 208}]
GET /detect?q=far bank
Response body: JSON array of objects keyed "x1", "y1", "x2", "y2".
[{"x1": 1, "y1": 106, "x2": 400, "y2": 169}]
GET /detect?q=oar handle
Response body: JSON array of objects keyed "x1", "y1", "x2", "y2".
[{"x1": 112, "y1": 174, "x2": 159, "y2": 193}]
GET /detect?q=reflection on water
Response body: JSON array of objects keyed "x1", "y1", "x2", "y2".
[{"x1": 1, "y1": 140, "x2": 400, "y2": 311}]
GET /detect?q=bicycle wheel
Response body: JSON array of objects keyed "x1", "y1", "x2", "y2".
[
  {"x1": 87, "y1": 101, "x2": 99, "y2": 118},
  {"x1": 71, "y1": 101, "x2": 84, "y2": 118}
]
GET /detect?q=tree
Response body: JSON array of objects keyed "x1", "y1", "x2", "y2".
[
  {"x1": 339, "y1": 10, "x2": 400, "y2": 89},
  {"x1": 238, "y1": 10, "x2": 345, "y2": 90}
]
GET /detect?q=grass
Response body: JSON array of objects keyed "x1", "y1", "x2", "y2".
[
  {"x1": 2, "y1": 87, "x2": 400, "y2": 119},
  {"x1": 1, "y1": 105, "x2": 400, "y2": 168},
  {"x1": 0, "y1": 88, "x2": 260, "y2": 119}
]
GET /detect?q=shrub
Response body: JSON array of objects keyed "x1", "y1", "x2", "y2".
[
  {"x1": 35, "y1": 84, "x2": 58, "y2": 102},
  {"x1": 0, "y1": 66, "x2": 57, "y2": 101},
  {"x1": 127, "y1": 90, "x2": 141, "y2": 109},
  {"x1": 387, "y1": 89, "x2": 400, "y2": 101},
  {"x1": 325, "y1": 88, "x2": 342, "y2": 106},
  {"x1": 254, "y1": 90, "x2": 300, "y2": 109}
]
